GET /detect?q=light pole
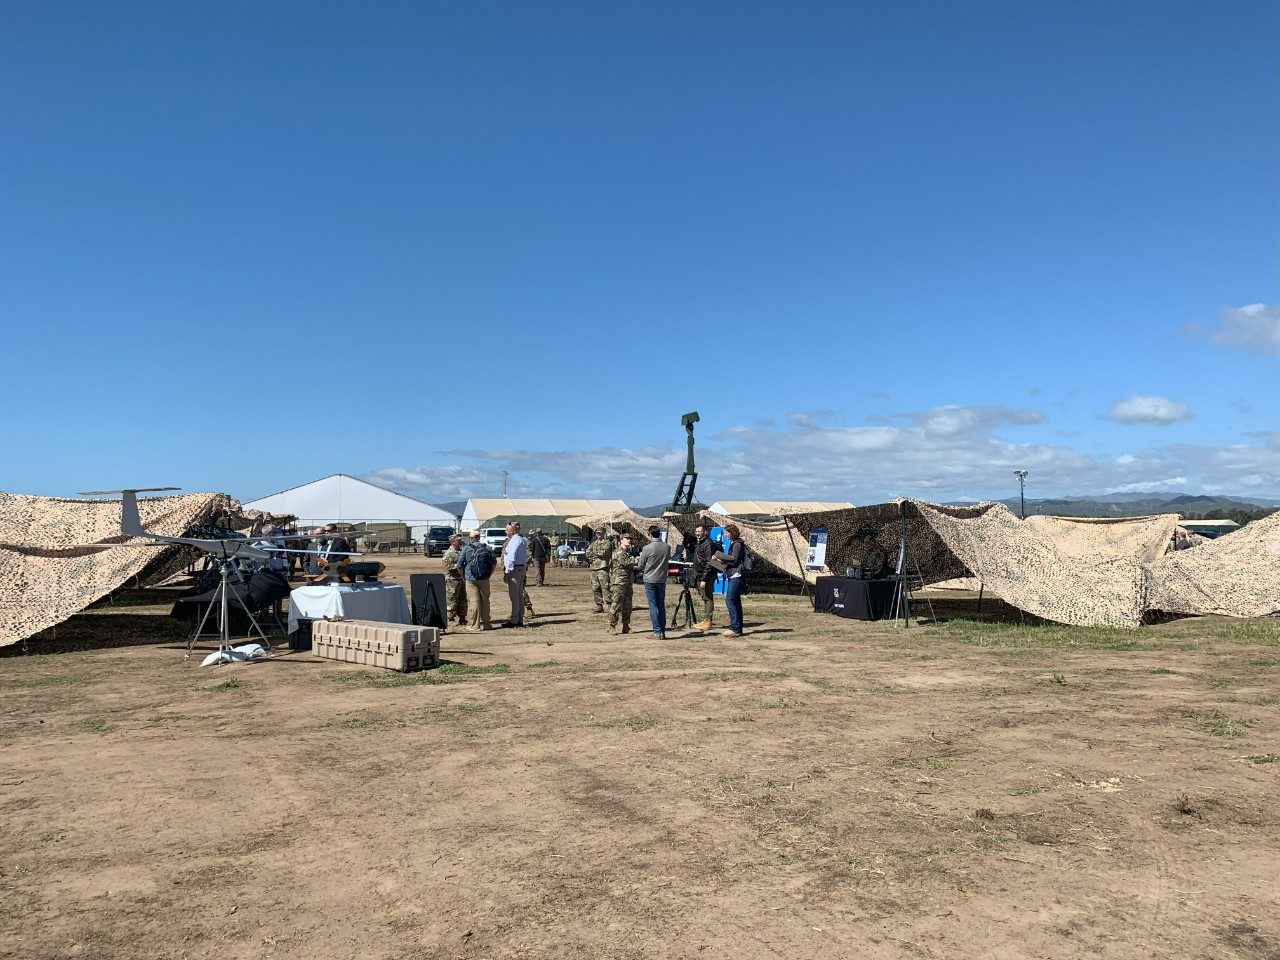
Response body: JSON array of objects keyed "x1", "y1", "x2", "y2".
[{"x1": 1013, "y1": 470, "x2": 1028, "y2": 519}]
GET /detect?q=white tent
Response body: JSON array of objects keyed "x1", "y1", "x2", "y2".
[
  {"x1": 245, "y1": 475, "x2": 457, "y2": 537},
  {"x1": 461, "y1": 498, "x2": 629, "y2": 531}
]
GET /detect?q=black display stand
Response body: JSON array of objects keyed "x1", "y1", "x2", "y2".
[
  {"x1": 409, "y1": 574, "x2": 448, "y2": 631},
  {"x1": 813, "y1": 576, "x2": 897, "y2": 621}
]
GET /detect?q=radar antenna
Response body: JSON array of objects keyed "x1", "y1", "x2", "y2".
[{"x1": 670, "y1": 411, "x2": 700, "y2": 511}]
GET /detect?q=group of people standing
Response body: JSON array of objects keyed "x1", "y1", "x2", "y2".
[
  {"x1": 442, "y1": 523, "x2": 552, "y2": 632},
  {"x1": 585, "y1": 522, "x2": 748, "y2": 639},
  {"x1": 440, "y1": 520, "x2": 748, "y2": 639}
]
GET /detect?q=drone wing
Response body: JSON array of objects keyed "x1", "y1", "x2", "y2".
[{"x1": 77, "y1": 488, "x2": 363, "y2": 562}]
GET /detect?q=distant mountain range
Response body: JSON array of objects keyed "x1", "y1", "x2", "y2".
[
  {"x1": 987, "y1": 493, "x2": 1280, "y2": 518},
  {"x1": 1045, "y1": 491, "x2": 1280, "y2": 508}
]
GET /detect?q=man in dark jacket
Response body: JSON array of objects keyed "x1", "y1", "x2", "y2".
[
  {"x1": 529, "y1": 528, "x2": 550, "y2": 586},
  {"x1": 310, "y1": 524, "x2": 354, "y2": 577},
  {"x1": 692, "y1": 523, "x2": 720, "y2": 631}
]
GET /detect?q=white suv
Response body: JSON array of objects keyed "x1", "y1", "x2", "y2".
[{"x1": 480, "y1": 527, "x2": 507, "y2": 552}]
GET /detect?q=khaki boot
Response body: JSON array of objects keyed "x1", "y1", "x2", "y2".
[{"x1": 694, "y1": 619, "x2": 712, "y2": 631}]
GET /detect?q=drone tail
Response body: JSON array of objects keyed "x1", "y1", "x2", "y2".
[
  {"x1": 121, "y1": 491, "x2": 145, "y2": 537},
  {"x1": 77, "y1": 488, "x2": 179, "y2": 538}
]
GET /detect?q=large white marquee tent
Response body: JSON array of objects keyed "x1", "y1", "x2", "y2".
[
  {"x1": 461, "y1": 498, "x2": 628, "y2": 531},
  {"x1": 244, "y1": 474, "x2": 457, "y2": 538}
]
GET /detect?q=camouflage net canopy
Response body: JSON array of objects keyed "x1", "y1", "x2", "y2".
[
  {"x1": 0, "y1": 492, "x2": 283, "y2": 648},
  {"x1": 565, "y1": 508, "x2": 813, "y2": 583},
  {"x1": 1146, "y1": 511, "x2": 1280, "y2": 619},
  {"x1": 572, "y1": 500, "x2": 1280, "y2": 628}
]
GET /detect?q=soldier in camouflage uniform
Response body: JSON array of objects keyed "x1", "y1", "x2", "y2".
[
  {"x1": 442, "y1": 534, "x2": 468, "y2": 627},
  {"x1": 608, "y1": 534, "x2": 637, "y2": 634},
  {"x1": 585, "y1": 527, "x2": 613, "y2": 613}
]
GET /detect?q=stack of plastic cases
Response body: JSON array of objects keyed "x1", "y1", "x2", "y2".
[{"x1": 311, "y1": 619, "x2": 440, "y2": 672}]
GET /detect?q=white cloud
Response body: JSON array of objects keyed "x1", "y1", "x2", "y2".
[
  {"x1": 367, "y1": 406, "x2": 1278, "y2": 505},
  {"x1": 1111, "y1": 477, "x2": 1188, "y2": 493},
  {"x1": 912, "y1": 405, "x2": 1043, "y2": 437},
  {"x1": 786, "y1": 410, "x2": 836, "y2": 429},
  {"x1": 1208, "y1": 303, "x2": 1280, "y2": 356},
  {"x1": 1104, "y1": 395, "x2": 1192, "y2": 426}
]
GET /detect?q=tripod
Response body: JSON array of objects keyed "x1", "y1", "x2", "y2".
[
  {"x1": 889, "y1": 504, "x2": 936, "y2": 628},
  {"x1": 670, "y1": 574, "x2": 698, "y2": 630},
  {"x1": 186, "y1": 558, "x2": 275, "y2": 661}
]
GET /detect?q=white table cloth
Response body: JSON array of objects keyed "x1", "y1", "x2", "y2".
[{"x1": 287, "y1": 583, "x2": 411, "y2": 634}]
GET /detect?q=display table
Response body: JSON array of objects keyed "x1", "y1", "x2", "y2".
[
  {"x1": 287, "y1": 583, "x2": 412, "y2": 634},
  {"x1": 813, "y1": 576, "x2": 897, "y2": 621}
]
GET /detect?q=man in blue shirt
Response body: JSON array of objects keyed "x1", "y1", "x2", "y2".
[{"x1": 502, "y1": 521, "x2": 528, "y2": 627}]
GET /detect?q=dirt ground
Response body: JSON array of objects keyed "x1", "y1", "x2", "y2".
[{"x1": 1, "y1": 555, "x2": 1277, "y2": 960}]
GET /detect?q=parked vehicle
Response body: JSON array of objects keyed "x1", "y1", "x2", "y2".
[
  {"x1": 481, "y1": 527, "x2": 508, "y2": 553},
  {"x1": 423, "y1": 526, "x2": 457, "y2": 557}
]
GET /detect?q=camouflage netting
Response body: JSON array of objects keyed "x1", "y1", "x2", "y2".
[
  {"x1": 786, "y1": 502, "x2": 1190, "y2": 626},
  {"x1": 905, "y1": 502, "x2": 1163, "y2": 627},
  {"x1": 567, "y1": 508, "x2": 813, "y2": 583},
  {"x1": 567, "y1": 508, "x2": 667, "y2": 543},
  {"x1": 571, "y1": 499, "x2": 1277, "y2": 627},
  {"x1": 1146, "y1": 511, "x2": 1280, "y2": 619},
  {"x1": 0, "y1": 492, "x2": 280, "y2": 648}
]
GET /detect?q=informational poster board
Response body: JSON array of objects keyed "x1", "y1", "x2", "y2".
[{"x1": 806, "y1": 526, "x2": 828, "y2": 570}]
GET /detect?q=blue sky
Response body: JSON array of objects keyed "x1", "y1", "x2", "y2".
[{"x1": 3, "y1": 1, "x2": 1276, "y2": 506}]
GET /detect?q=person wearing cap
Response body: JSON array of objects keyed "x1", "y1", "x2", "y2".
[
  {"x1": 528, "y1": 526, "x2": 549, "y2": 586},
  {"x1": 608, "y1": 534, "x2": 637, "y2": 634},
  {"x1": 441, "y1": 534, "x2": 468, "y2": 628},
  {"x1": 584, "y1": 526, "x2": 613, "y2": 613},
  {"x1": 456, "y1": 530, "x2": 494, "y2": 631}
]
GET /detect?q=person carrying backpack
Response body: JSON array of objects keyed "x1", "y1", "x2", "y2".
[
  {"x1": 720, "y1": 523, "x2": 749, "y2": 637},
  {"x1": 456, "y1": 530, "x2": 496, "y2": 631}
]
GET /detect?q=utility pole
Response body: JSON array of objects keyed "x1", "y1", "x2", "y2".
[
  {"x1": 1013, "y1": 470, "x2": 1028, "y2": 519},
  {"x1": 501, "y1": 470, "x2": 509, "y2": 497}
]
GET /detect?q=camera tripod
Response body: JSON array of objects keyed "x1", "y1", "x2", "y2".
[{"x1": 669, "y1": 569, "x2": 699, "y2": 629}]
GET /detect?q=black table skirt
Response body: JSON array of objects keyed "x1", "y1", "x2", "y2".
[{"x1": 813, "y1": 576, "x2": 897, "y2": 621}]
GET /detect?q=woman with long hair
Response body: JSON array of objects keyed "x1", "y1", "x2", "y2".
[{"x1": 721, "y1": 524, "x2": 746, "y2": 637}]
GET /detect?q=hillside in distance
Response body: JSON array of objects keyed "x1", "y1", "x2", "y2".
[{"x1": 992, "y1": 493, "x2": 1279, "y2": 518}]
